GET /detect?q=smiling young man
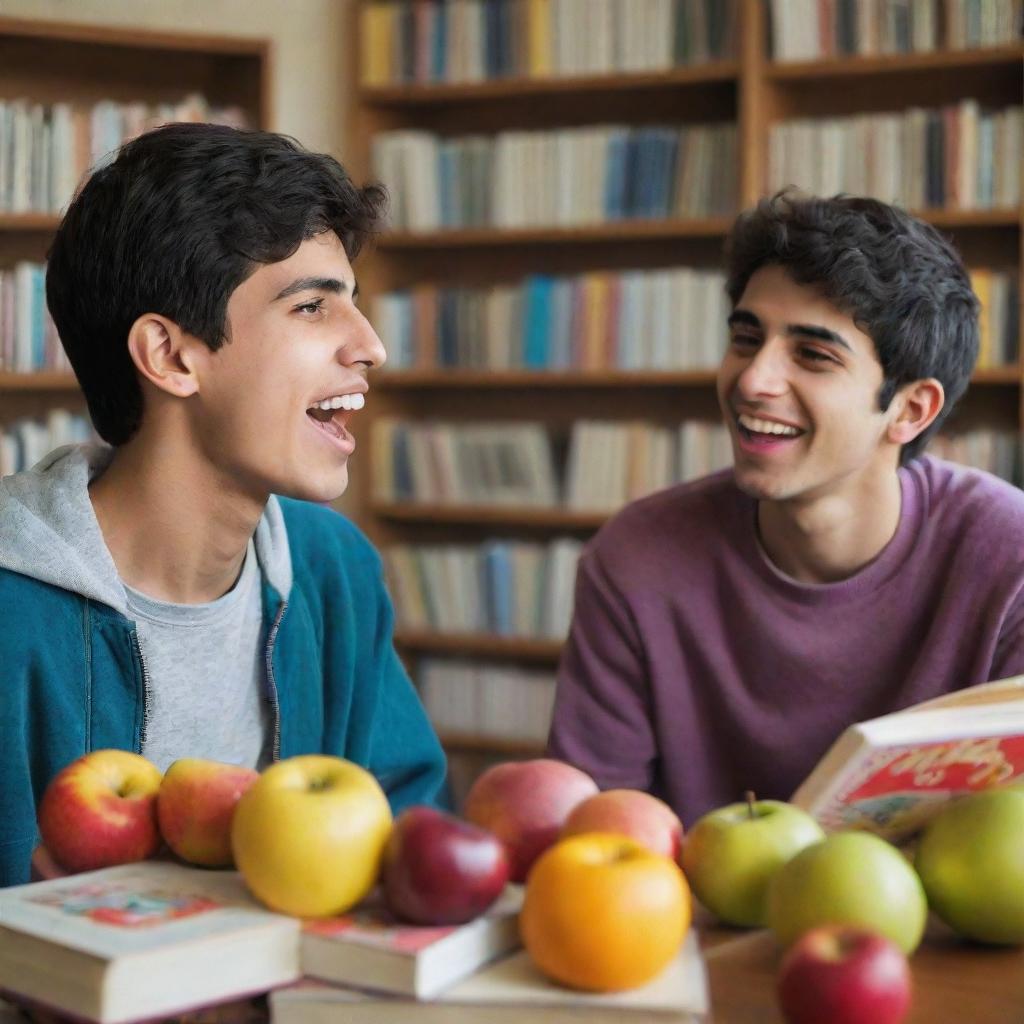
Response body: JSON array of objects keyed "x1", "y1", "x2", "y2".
[
  {"x1": 547, "y1": 191, "x2": 1024, "y2": 825},
  {"x1": 0, "y1": 123, "x2": 447, "y2": 886}
]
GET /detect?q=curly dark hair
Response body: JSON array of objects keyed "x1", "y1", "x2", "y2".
[
  {"x1": 724, "y1": 190, "x2": 979, "y2": 463},
  {"x1": 47, "y1": 122, "x2": 388, "y2": 446}
]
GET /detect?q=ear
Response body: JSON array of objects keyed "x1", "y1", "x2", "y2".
[
  {"x1": 886, "y1": 378, "x2": 945, "y2": 446},
  {"x1": 126, "y1": 314, "x2": 200, "y2": 399}
]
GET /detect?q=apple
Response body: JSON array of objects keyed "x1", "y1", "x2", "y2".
[
  {"x1": 463, "y1": 759, "x2": 598, "y2": 882},
  {"x1": 37, "y1": 749, "x2": 163, "y2": 873},
  {"x1": 915, "y1": 787, "x2": 1024, "y2": 945},
  {"x1": 157, "y1": 758, "x2": 259, "y2": 868},
  {"x1": 560, "y1": 789, "x2": 683, "y2": 861},
  {"x1": 767, "y1": 831, "x2": 928, "y2": 955},
  {"x1": 381, "y1": 805, "x2": 509, "y2": 925},
  {"x1": 777, "y1": 925, "x2": 912, "y2": 1024},
  {"x1": 521, "y1": 832, "x2": 691, "y2": 992},
  {"x1": 681, "y1": 794, "x2": 825, "y2": 927},
  {"x1": 231, "y1": 754, "x2": 392, "y2": 917}
]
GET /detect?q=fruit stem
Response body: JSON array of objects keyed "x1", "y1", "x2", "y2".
[{"x1": 745, "y1": 790, "x2": 756, "y2": 820}]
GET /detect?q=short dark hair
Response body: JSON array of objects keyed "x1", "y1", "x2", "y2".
[
  {"x1": 724, "y1": 190, "x2": 979, "y2": 463},
  {"x1": 47, "y1": 122, "x2": 387, "y2": 445}
]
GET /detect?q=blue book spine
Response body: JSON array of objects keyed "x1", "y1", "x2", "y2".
[
  {"x1": 482, "y1": 542, "x2": 514, "y2": 635},
  {"x1": 524, "y1": 275, "x2": 554, "y2": 369},
  {"x1": 32, "y1": 266, "x2": 45, "y2": 369},
  {"x1": 605, "y1": 130, "x2": 627, "y2": 220}
]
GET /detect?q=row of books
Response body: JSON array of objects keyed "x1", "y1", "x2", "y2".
[
  {"x1": 360, "y1": 0, "x2": 737, "y2": 84},
  {"x1": 373, "y1": 122, "x2": 738, "y2": 230},
  {"x1": 417, "y1": 657, "x2": 557, "y2": 744},
  {"x1": 384, "y1": 538, "x2": 582, "y2": 638},
  {"x1": 972, "y1": 268, "x2": 1020, "y2": 368},
  {"x1": 376, "y1": 267, "x2": 729, "y2": 372},
  {"x1": 930, "y1": 427, "x2": 1021, "y2": 484},
  {"x1": 0, "y1": 410, "x2": 91, "y2": 477},
  {"x1": 769, "y1": 102, "x2": 1023, "y2": 211},
  {"x1": 0, "y1": 262, "x2": 65, "y2": 373},
  {"x1": 770, "y1": 0, "x2": 1023, "y2": 61},
  {"x1": 372, "y1": 418, "x2": 732, "y2": 509},
  {"x1": 0, "y1": 94, "x2": 247, "y2": 215}
]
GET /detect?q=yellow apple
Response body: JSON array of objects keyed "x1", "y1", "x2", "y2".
[
  {"x1": 231, "y1": 755, "x2": 392, "y2": 917},
  {"x1": 157, "y1": 758, "x2": 259, "y2": 868},
  {"x1": 37, "y1": 749, "x2": 163, "y2": 872}
]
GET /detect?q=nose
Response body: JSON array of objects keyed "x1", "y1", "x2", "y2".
[
  {"x1": 342, "y1": 307, "x2": 387, "y2": 370},
  {"x1": 734, "y1": 338, "x2": 788, "y2": 400}
]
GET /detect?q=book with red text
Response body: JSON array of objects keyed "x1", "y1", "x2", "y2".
[
  {"x1": 0, "y1": 861, "x2": 300, "y2": 1024},
  {"x1": 792, "y1": 674, "x2": 1024, "y2": 842},
  {"x1": 299, "y1": 885, "x2": 523, "y2": 999}
]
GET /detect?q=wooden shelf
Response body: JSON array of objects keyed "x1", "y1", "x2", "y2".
[
  {"x1": 439, "y1": 732, "x2": 546, "y2": 756},
  {"x1": 373, "y1": 503, "x2": 609, "y2": 530},
  {"x1": 0, "y1": 372, "x2": 79, "y2": 391},
  {"x1": 361, "y1": 63, "x2": 741, "y2": 106},
  {"x1": 376, "y1": 369, "x2": 720, "y2": 389},
  {"x1": 395, "y1": 630, "x2": 563, "y2": 662},
  {"x1": 767, "y1": 44, "x2": 1024, "y2": 80},
  {"x1": 377, "y1": 218, "x2": 734, "y2": 249},
  {"x1": 376, "y1": 367, "x2": 1020, "y2": 389},
  {"x1": 0, "y1": 213, "x2": 62, "y2": 232},
  {"x1": 918, "y1": 209, "x2": 1022, "y2": 230}
]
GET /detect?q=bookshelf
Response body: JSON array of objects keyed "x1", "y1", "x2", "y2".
[
  {"x1": 0, "y1": 15, "x2": 271, "y2": 449},
  {"x1": 348, "y1": 0, "x2": 1023, "y2": 793}
]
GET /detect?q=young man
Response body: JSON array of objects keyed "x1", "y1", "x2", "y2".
[
  {"x1": 548, "y1": 191, "x2": 1024, "y2": 825},
  {"x1": 0, "y1": 123, "x2": 447, "y2": 886}
]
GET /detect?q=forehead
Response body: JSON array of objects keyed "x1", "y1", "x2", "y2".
[
  {"x1": 735, "y1": 265, "x2": 877, "y2": 358},
  {"x1": 235, "y1": 231, "x2": 354, "y2": 300}
]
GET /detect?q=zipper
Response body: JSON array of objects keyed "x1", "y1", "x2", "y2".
[
  {"x1": 129, "y1": 629, "x2": 152, "y2": 750},
  {"x1": 264, "y1": 600, "x2": 287, "y2": 762}
]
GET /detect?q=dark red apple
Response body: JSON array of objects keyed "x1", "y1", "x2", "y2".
[
  {"x1": 777, "y1": 925, "x2": 912, "y2": 1024},
  {"x1": 381, "y1": 806, "x2": 510, "y2": 925}
]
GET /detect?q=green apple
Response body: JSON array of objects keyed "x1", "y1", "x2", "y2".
[
  {"x1": 681, "y1": 796, "x2": 825, "y2": 927},
  {"x1": 767, "y1": 831, "x2": 927, "y2": 955},
  {"x1": 915, "y1": 788, "x2": 1024, "y2": 945}
]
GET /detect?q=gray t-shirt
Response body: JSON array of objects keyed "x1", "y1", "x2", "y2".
[{"x1": 126, "y1": 540, "x2": 271, "y2": 772}]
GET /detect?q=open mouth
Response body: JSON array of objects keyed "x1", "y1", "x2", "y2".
[
  {"x1": 306, "y1": 393, "x2": 364, "y2": 448},
  {"x1": 736, "y1": 412, "x2": 806, "y2": 446}
]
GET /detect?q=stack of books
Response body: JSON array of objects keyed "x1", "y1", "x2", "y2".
[{"x1": 0, "y1": 863, "x2": 709, "y2": 1024}]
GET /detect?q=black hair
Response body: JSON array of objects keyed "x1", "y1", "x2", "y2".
[
  {"x1": 46, "y1": 122, "x2": 387, "y2": 445},
  {"x1": 724, "y1": 190, "x2": 979, "y2": 463}
]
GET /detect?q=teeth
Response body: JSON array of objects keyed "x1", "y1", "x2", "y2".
[
  {"x1": 738, "y1": 413, "x2": 800, "y2": 437},
  {"x1": 311, "y1": 394, "x2": 365, "y2": 412}
]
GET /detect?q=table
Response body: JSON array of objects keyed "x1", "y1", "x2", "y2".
[{"x1": 702, "y1": 919, "x2": 1024, "y2": 1022}]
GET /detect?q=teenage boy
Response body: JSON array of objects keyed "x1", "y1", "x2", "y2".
[
  {"x1": 548, "y1": 191, "x2": 1024, "y2": 824},
  {"x1": 0, "y1": 123, "x2": 447, "y2": 886}
]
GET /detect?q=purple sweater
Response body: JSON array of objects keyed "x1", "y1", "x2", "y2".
[{"x1": 547, "y1": 456, "x2": 1024, "y2": 826}]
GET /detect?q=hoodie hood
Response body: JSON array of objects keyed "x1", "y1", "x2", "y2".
[{"x1": 0, "y1": 443, "x2": 293, "y2": 615}]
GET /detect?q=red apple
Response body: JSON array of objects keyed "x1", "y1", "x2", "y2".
[
  {"x1": 463, "y1": 759, "x2": 598, "y2": 883},
  {"x1": 38, "y1": 749, "x2": 163, "y2": 873},
  {"x1": 560, "y1": 789, "x2": 683, "y2": 860},
  {"x1": 777, "y1": 925, "x2": 912, "y2": 1024},
  {"x1": 381, "y1": 806, "x2": 510, "y2": 925},
  {"x1": 157, "y1": 757, "x2": 259, "y2": 867}
]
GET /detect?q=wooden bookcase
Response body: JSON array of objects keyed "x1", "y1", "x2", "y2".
[
  {"x1": 0, "y1": 16, "x2": 271, "y2": 431},
  {"x1": 347, "y1": 0, "x2": 1024, "y2": 788}
]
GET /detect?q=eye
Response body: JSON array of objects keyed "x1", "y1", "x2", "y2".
[
  {"x1": 730, "y1": 332, "x2": 760, "y2": 349},
  {"x1": 293, "y1": 298, "x2": 326, "y2": 316},
  {"x1": 799, "y1": 346, "x2": 836, "y2": 364}
]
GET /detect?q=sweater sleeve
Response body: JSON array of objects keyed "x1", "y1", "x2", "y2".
[
  {"x1": 546, "y1": 543, "x2": 657, "y2": 791},
  {"x1": 991, "y1": 582, "x2": 1024, "y2": 679}
]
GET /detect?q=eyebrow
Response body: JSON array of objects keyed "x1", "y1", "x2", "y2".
[
  {"x1": 727, "y1": 309, "x2": 852, "y2": 353},
  {"x1": 272, "y1": 276, "x2": 359, "y2": 302}
]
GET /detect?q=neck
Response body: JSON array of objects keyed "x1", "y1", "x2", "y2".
[
  {"x1": 89, "y1": 424, "x2": 266, "y2": 604},
  {"x1": 757, "y1": 467, "x2": 903, "y2": 584}
]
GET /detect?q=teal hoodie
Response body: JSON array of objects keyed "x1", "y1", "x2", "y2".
[{"x1": 0, "y1": 444, "x2": 448, "y2": 886}]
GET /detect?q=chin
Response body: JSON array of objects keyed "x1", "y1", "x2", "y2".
[{"x1": 276, "y1": 465, "x2": 350, "y2": 505}]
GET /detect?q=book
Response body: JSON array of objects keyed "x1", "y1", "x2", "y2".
[
  {"x1": 271, "y1": 931, "x2": 707, "y2": 1024},
  {"x1": 0, "y1": 861, "x2": 300, "y2": 1024},
  {"x1": 299, "y1": 885, "x2": 523, "y2": 1000},
  {"x1": 792, "y1": 674, "x2": 1024, "y2": 843}
]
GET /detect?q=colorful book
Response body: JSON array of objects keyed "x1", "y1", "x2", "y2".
[
  {"x1": 271, "y1": 931, "x2": 707, "y2": 1024},
  {"x1": 792, "y1": 674, "x2": 1024, "y2": 843},
  {"x1": 299, "y1": 885, "x2": 523, "y2": 1000},
  {"x1": 0, "y1": 862, "x2": 300, "y2": 1024}
]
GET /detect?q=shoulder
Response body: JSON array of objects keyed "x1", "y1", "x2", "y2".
[
  {"x1": 585, "y1": 469, "x2": 746, "y2": 578},
  {"x1": 909, "y1": 456, "x2": 1024, "y2": 536}
]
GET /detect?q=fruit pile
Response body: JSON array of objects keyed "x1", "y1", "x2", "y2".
[{"x1": 35, "y1": 751, "x2": 1024, "y2": 1023}]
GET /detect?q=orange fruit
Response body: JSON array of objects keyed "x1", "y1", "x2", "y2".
[{"x1": 520, "y1": 832, "x2": 691, "y2": 992}]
